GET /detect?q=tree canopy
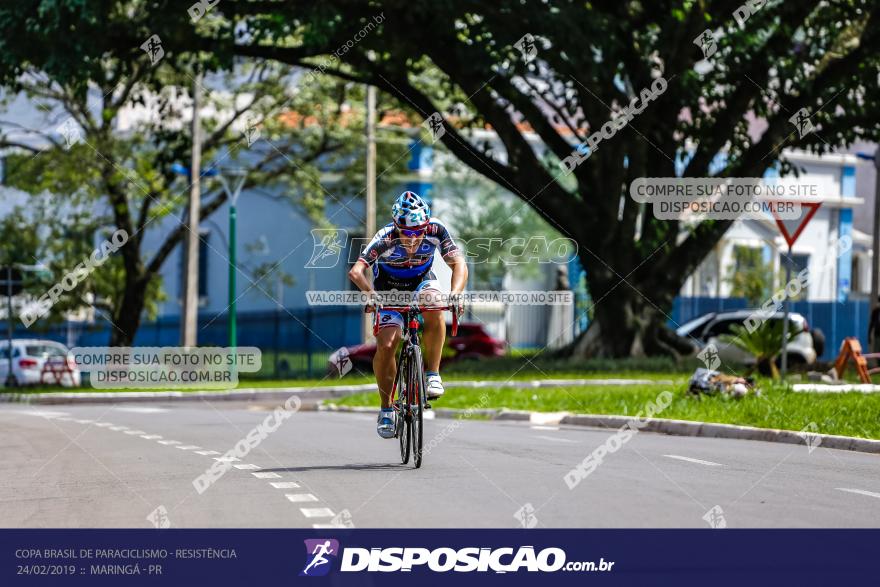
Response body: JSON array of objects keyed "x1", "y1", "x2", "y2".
[{"x1": 2, "y1": 0, "x2": 878, "y2": 355}]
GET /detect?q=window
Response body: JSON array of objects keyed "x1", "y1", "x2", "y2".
[
  {"x1": 25, "y1": 345, "x2": 64, "y2": 358},
  {"x1": 704, "y1": 319, "x2": 741, "y2": 339},
  {"x1": 0, "y1": 346, "x2": 19, "y2": 359}
]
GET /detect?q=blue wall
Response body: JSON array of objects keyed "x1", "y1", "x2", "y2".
[{"x1": 670, "y1": 296, "x2": 868, "y2": 361}]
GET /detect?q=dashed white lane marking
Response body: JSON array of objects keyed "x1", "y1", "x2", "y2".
[
  {"x1": 663, "y1": 455, "x2": 723, "y2": 467},
  {"x1": 535, "y1": 435, "x2": 576, "y2": 443},
  {"x1": 114, "y1": 407, "x2": 168, "y2": 413},
  {"x1": 55, "y1": 417, "x2": 74, "y2": 421},
  {"x1": 253, "y1": 472, "x2": 282, "y2": 479},
  {"x1": 286, "y1": 494, "x2": 318, "y2": 503},
  {"x1": 23, "y1": 411, "x2": 342, "y2": 521},
  {"x1": 312, "y1": 524, "x2": 344, "y2": 529},
  {"x1": 530, "y1": 425, "x2": 560, "y2": 431},
  {"x1": 836, "y1": 487, "x2": 880, "y2": 500},
  {"x1": 300, "y1": 507, "x2": 335, "y2": 518},
  {"x1": 270, "y1": 481, "x2": 301, "y2": 489},
  {"x1": 23, "y1": 411, "x2": 68, "y2": 418}
]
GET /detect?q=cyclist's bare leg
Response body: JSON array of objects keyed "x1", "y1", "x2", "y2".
[
  {"x1": 373, "y1": 326, "x2": 401, "y2": 408},
  {"x1": 421, "y1": 308, "x2": 445, "y2": 373}
]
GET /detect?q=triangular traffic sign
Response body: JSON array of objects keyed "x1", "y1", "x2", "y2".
[{"x1": 771, "y1": 202, "x2": 821, "y2": 248}]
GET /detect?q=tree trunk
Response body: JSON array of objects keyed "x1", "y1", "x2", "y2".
[
  {"x1": 565, "y1": 265, "x2": 695, "y2": 359},
  {"x1": 109, "y1": 274, "x2": 149, "y2": 347}
]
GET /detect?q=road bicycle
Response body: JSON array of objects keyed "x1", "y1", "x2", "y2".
[{"x1": 371, "y1": 304, "x2": 458, "y2": 468}]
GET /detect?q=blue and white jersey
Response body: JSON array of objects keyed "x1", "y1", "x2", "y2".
[{"x1": 358, "y1": 218, "x2": 460, "y2": 285}]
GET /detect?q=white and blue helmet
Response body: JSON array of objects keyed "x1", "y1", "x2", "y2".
[{"x1": 391, "y1": 191, "x2": 431, "y2": 228}]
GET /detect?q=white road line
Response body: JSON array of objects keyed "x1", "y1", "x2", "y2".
[
  {"x1": 287, "y1": 494, "x2": 318, "y2": 503},
  {"x1": 140, "y1": 435, "x2": 162, "y2": 440},
  {"x1": 836, "y1": 487, "x2": 880, "y2": 500},
  {"x1": 24, "y1": 411, "x2": 68, "y2": 418},
  {"x1": 530, "y1": 425, "x2": 560, "y2": 431},
  {"x1": 195, "y1": 450, "x2": 220, "y2": 456},
  {"x1": 158, "y1": 440, "x2": 181, "y2": 445},
  {"x1": 300, "y1": 507, "x2": 335, "y2": 518},
  {"x1": 124, "y1": 430, "x2": 146, "y2": 435},
  {"x1": 535, "y1": 435, "x2": 576, "y2": 443},
  {"x1": 94, "y1": 422, "x2": 113, "y2": 427},
  {"x1": 233, "y1": 464, "x2": 260, "y2": 470},
  {"x1": 55, "y1": 417, "x2": 74, "y2": 421},
  {"x1": 269, "y1": 481, "x2": 301, "y2": 489},
  {"x1": 252, "y1": 472, "x2": 282, "y2": 479},
  {"x1": 214, "y1": 456, "x2": 239, "y2": 462},
  {"x1": 663, "y1": 454, "x2": 723, "y2": 467},
  {"x1": 74, "y1": 419, "x2": 94, "y2": 424},
  {"x1": 175, "y1": 445, "x2": 201, "y2": 450},
  {"x1": 114, "y1": 407, "x2": 168, "y2": 413},
  {"x1": 109, "y1": 426, "x2": 128, "y2": 431}
]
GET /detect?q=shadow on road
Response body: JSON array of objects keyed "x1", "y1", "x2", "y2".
[{"x1": 260, "y1": 463, "x2": 407, "y2": 472}]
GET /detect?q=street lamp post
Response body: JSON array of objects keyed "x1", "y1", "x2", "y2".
[{"x1": 217, "y1": 173, "x2": 247, "y2": 352}]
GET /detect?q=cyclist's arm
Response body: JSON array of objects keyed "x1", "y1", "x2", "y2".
[
  {"x1": 445, "y1": 253, "x2": 468, "y2": 295},
  {"x1": 348, "y1": 259, "x2": 376, "y2": 295}
]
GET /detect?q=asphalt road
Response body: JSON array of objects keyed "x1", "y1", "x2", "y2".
[{"x1": 1, "y1": 400, "x2": 878, "y2": 528}]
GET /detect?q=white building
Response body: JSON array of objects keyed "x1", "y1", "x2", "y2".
[{"x1": 681, "y1": 151, "x2": 861, "y2": 302}]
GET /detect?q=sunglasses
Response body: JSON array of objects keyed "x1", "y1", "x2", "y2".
[{"x1": 399, "y1": 227, "x2": 426, "y2": 237}]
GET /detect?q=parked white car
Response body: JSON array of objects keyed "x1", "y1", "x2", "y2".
[
  {"x1": 676, "y1": 310, "x2": 823, "y2": 368},
  {"x1": 0, "y1": 339, "x2": 81, "y2": 387}
]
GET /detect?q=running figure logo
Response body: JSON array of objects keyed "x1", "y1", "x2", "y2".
[
  {"x1": 300, "y1": 539, "x2": 339, "y2": 577},
  {"x1": 306, "y1": 229, "x2": 346, "y2": 269}
]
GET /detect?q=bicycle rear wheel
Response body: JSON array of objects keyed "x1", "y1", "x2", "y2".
[
  {"x1": 397, "y1": 358, "x2": 411, "y2": 465},
  {"x1": 410, "y1": 346, "x2": 427, "y2": 468}
]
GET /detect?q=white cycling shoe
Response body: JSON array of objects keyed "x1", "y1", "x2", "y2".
[
  {"x1": 426, "y1": 373, "x2": 445, "y2": 400},
  {"x1": 376, "y1": 409, "x2": 396, "y2": 439}
]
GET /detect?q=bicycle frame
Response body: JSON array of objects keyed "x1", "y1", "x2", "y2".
[
  {"x1": 377, "y1": 304, "x2": 458, "y2": 409},
  {"x1": 370, "y1": 304, "x2": 458, "y2": 467}
]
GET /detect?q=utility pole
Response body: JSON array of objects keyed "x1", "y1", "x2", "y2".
[
  {"x1": 181, "y1": 70, "x2": 202, "y2": 347},
  {"x1": 363, "y1": 85, "x2": 377, "y2": 342}
]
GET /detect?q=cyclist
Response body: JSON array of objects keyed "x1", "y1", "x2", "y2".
[{"x1": 348, "y1": 191, "x2": 468, "y2": 439}]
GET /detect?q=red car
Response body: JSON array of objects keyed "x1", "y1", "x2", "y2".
[{"x1": 333, "y1": 322, "x2": 506, "y2": 374}]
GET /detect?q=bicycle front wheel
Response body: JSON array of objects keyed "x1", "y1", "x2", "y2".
[
  {"x1": 397, "y1": 358, "x2": 411, "y2": 465},
  {"x1": 410, "y1": 345, "x2": 427, "y2": 468}
]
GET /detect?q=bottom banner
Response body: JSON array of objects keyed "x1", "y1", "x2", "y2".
[{"x1": 1, "y1": 529, "x2": 875, "y2": 586}]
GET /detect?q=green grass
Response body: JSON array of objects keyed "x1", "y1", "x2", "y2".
[{"x1": 331, "y1": 377, "x2": 880, "y2": 440}]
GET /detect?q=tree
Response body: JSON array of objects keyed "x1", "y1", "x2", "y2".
[
  {"x1": 725, "y1": 246, "x2": 778, "y2": 305},
  {"x1": 432, "y1": 160, "x2": 571, "y2": 290},
  {"x1": 0, "y1": 16, "x2": 410, "y2": 344},
  {"x1": 4, "y1": 1, "x2": 880, "y2": 356}
]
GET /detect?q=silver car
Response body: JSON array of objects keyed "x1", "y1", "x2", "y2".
[
  {"x1": 676, "y1": 310, "x2": 822, "y2": 367},
  {"x1": 0, "y1": 339, "x2": 82, "y2": 387}
]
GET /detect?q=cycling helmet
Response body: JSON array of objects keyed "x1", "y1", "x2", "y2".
[{"x1": 391, "y1": 191, "x2": 431, "y2": 228}]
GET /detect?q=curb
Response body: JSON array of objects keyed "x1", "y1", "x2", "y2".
[
  {"x1": 320, "y1": 404, "x2": 880, "y2": 455},
  {"x1": 0, "y1": 378, "x2": 671, "y2": 405},
  {"x1": 792, "y1": 383, "x2": 880, "y2": 393}
]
